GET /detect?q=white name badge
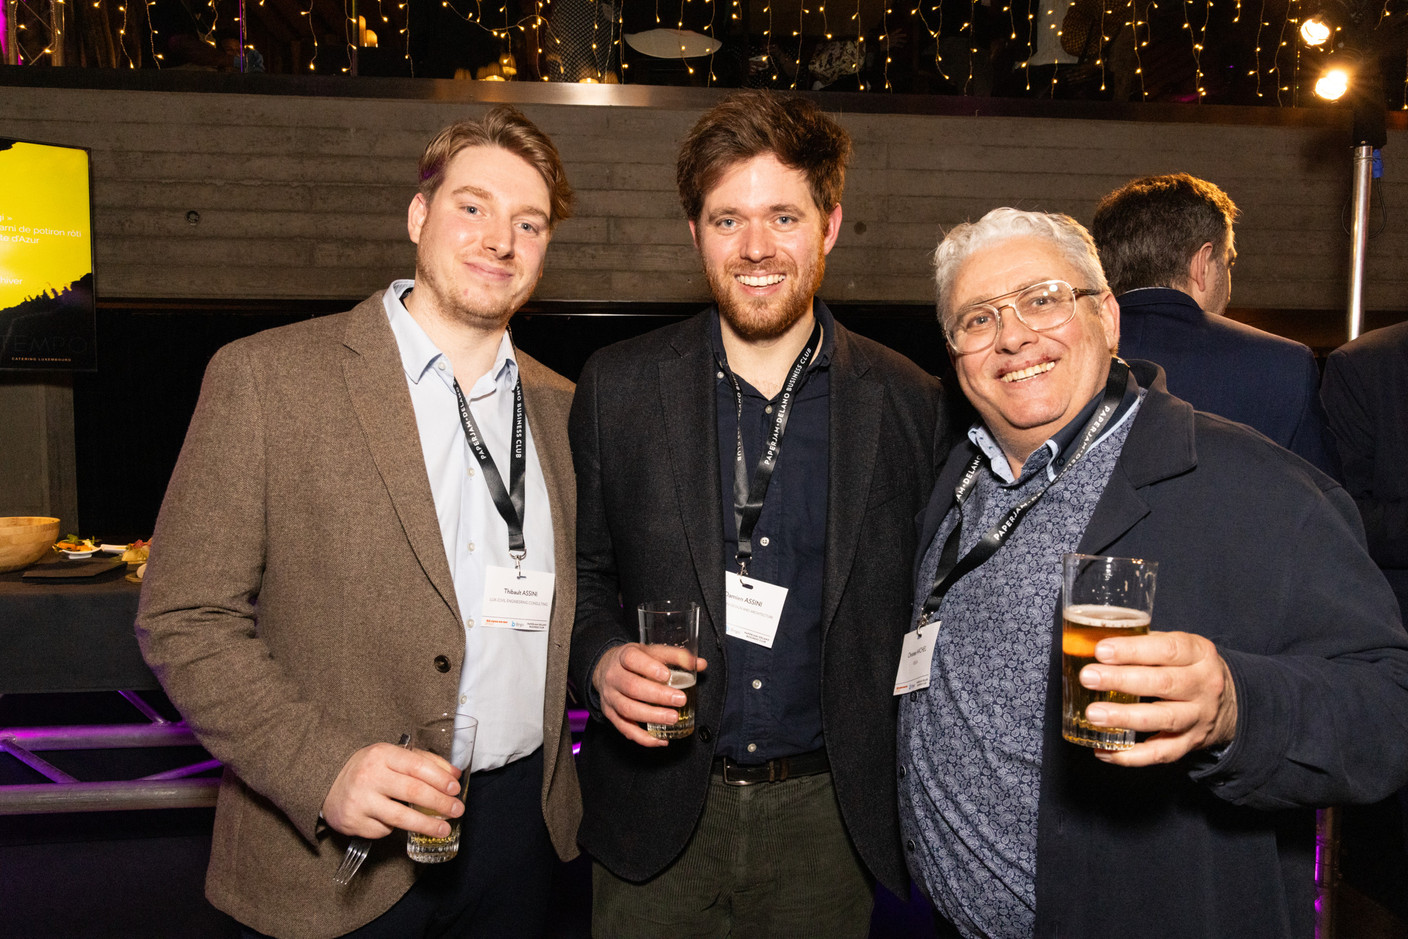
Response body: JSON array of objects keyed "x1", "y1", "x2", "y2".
[
  {"x1": 725, "y1": 571, "x2": 789, "y2": 648},
  {"x1": 893, "y1": 623, "x2": 938, "y2": 695},
  {"x1": 481, "y1": 566, "x2": 555, "y2": 631}
]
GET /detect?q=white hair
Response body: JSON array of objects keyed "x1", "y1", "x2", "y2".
[{"x1": 933, "y1": 207, "x2": 1110, "y2": 327}]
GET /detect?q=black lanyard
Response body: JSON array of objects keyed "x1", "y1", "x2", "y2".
[
  {"x1": 719, "y1": 319, "x2": 823, "y2": 577},
  {"x1": 452, "y1": 374, "x2": 528, "y2": 567},
  {"x1": 916, "y1": 358, "x2": 1130, "y2": 627}
]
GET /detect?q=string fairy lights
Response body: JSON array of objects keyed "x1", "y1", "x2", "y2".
[
  {"x1": 1181, "y1": 0, "x2": 1207, "y2": 98},
  {"x1": 881, "y1": 1, "x2": 892, "y2": 88},
  {"x1": 1251, "y1": 0, "x2": 1268, "y2": 97},
  {"x1": 7, "y1": 0, "x2": 1401, "y2": 110}
]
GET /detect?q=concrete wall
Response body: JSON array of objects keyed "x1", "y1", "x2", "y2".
[
  {"x1": 3, "y1": 82, "x2": 1404, "y2": 311},
  {"x1": 2, "y1": 79, "x2": 1405, "y2": 528},
  {"x1": 0, "y1": 375, "x2": 78, "y2": 530}
]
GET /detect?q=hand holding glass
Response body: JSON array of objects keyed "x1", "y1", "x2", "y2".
[
  {"x1": 406, "y1": 713, "x2": 477, "y2": 863},
  {"x1": 1061, "y1": 554, "x2": 1157, "y2": 750},
  {"x1": 638, "y1": 600, "x2": 700, "y2": 739}
]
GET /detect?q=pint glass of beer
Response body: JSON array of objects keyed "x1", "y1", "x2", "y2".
[
  {"x1": 638, "y1": 600, "x2": 700, "y2": 739},
  {"x1": 406, "y1": 713, "x2": 477, "y2": 863},
  {"x1": 1061, "y1": 554, "x2": 1157, "y2": 750}
]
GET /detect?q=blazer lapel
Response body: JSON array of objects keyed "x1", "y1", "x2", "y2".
[
  {"x1": 1075, "y1": 467, "x2": 1150, "y2": 556},
  {"x1": 914, "y1": 438, "x2": 978, "y2": 584},
  {"x1": 660, "y1": 313, "x2": 728, "y2": 643},
  {"x1": 516, "y1": 350, "x2": 578, "y2": 838},
  {"x1": 517, "y1": 352, "x2": 574, "y2": 584},
  {"x1": 822, "y1": 325, "x2": 883, "y2": 636},
  {"x1": 1078, "y1": 364, "x2": 1195, "y2": 554},
  {"x1": 341, "y1": 297, "x2": 461, "y2": 623}
]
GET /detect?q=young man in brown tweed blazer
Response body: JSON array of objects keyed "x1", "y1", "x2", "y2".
[{"x1": 137, "y1": 106, "x2": 580, "y2": 939}]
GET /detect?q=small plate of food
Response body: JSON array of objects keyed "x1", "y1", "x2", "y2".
[{"x1": 55, "y1": 535, "x2": 100, "y2": 559}]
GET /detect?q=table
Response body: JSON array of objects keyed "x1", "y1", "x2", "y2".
[
  {"x1": 0, "y1": 564, "x2": 155, "y2": 693},
  {"x1": 0, "y1": 563, "x2": 589, "y2": 814},
  {"x1": 0, "y1": 564, "x2": 219, "y2": 814}
]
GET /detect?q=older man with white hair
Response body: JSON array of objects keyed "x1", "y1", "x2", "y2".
[{"x1": 897, "y1": 207, "x2": 1408, "y2": 939}]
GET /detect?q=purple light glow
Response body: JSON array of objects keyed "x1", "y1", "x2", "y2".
[
  {"x1": 1313, "y1": 806, "x2": 1326, "y2": 884},
  {"x1": 569, "y1": 708, "x2": 588, "y2": 756}
]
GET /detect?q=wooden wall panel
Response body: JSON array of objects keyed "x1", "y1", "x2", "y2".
[{"x1": 2, "y1": 84, "x2": 1404, "y2": 319}]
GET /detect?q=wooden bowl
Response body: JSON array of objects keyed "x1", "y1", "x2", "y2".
[{"x1": 0, "y1": 516, "x2": 61, "y2": 573}]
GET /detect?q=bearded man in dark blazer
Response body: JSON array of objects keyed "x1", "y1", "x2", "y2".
[
  {"x1": 568, "y1": 90, "x2": 947, "y2": 936},
  {"x1": 137, "y1": 107, "x2": 580, "y2": 939}
]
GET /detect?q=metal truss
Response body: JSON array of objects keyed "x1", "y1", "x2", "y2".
[
  {"x1": 0, "y1": 691, "x2": 220, "y2": 815},
  {"x1": 3, "y1": 0, "x2": 66, "y2": 65}
]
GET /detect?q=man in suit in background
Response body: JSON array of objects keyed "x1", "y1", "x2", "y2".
[
  {"x1": 1091, "y1": 172, "x2": 1338, "y2": 475},
  {"x1": 569, "y1": 90, "x2": 945, "y2": 936},
  {"x1": 137, "y1": 106, "x2": 580, "y2": 939},
  {"x1": 1323, "y1": 319, "x2": 1408, "y2": 862},
  {"x1": 1322, "y1": 320, "x2": 1408, "y2": 620}
]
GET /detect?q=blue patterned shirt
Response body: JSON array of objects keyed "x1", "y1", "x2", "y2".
[{"x1": 898, "y1": 379, "x2": 1142, "y2": 939}]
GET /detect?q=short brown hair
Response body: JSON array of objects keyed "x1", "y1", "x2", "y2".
[
  {"x1": 1091, "y1": 173, "x2": 1239, "y2": 296},
  {"x1": 676, "y1": 91, "x2": 852, "y2": 223},
  {"x1": 417, "y1": 105, "x2": 574, "y2": 228}
]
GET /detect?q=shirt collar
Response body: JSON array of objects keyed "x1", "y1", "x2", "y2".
[
  {"x1": 968, "y1": 357, "x2": 1144, "y2": 485},
  {"x1": 382, "y1": 279, "x2": 518, "y2": 389}
]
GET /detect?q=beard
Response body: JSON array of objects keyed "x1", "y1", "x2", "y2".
[{"x1": 705, "y1": 245, "x2": 827, "y2": 343}]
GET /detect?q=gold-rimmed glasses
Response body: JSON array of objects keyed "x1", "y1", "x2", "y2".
[{"x1": 945, "y1": 280, "x2": 1104, "y2": 354}]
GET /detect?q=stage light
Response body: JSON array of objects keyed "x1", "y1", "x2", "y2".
[
  {"x1": 1316, "y1": 66, "x2": 1351, "y2": 100},
  {"x1": 1299, "y1": 16, "x2": 1332, "y2": 46}
]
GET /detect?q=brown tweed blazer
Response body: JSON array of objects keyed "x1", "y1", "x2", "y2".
[{"x1": 136, "y1": 294, "x2": 580, "y2": 939}]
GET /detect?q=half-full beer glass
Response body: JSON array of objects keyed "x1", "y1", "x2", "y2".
[
  {"x1": 406, "y1": 712, "x2": 477, "y2": 863},
  {"x1": 1061, "y1": 554, "x2": 1157, "y2": 750},
  {"x1": 638, "y1": 600, "x2": 700, "y2": 739}
]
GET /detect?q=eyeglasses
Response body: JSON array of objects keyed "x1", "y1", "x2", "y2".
[{"x1": 945, "y1": 279, "x2": 1104, "y2": 355}]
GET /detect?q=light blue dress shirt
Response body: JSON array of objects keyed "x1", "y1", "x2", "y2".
[{"x1": 383, "y1": 281, "x2": 554, "y2": 773}]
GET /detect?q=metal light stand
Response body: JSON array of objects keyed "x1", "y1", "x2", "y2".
[
  {"x1": 1345, "y1": 69, "x2": 1387, "y2": 342},
  {"x1": 1346, "y1": 145, "x2": 1374, "y2": 342},
  {"x1": 1316, "y1": 63, "x2": 1387, "y2": 939}
]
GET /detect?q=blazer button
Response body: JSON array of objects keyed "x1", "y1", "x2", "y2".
[
  {"x1": 699, "y1": 726, "x2": 712, "y2": 742},
  {"x1": 433, "y1": 655, "x2": 451, "y2": 673}
]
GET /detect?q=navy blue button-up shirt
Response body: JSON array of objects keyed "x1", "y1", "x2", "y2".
[{"x1": 710, "y1": 303, "x2": 834, "y2": 763}]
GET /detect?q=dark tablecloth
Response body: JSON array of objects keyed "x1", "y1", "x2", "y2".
[{"x1": 0, "y1": 561, "x2": 153, "y2": 693}]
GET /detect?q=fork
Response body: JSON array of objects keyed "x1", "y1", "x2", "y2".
[{"x1": 332, "y1": 732, "x2": 412, "y2": 887}]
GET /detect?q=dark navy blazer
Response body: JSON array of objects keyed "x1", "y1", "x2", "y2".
[
  {"x1": 1116, "y1": 287, "x2": 1340, "y2": 477},
  {"x1": 915, "y1": 360, "x2": 1408, "y2": 938},
  {"x1": 1323, "y1": 320, "x2": 1408, "y2": 620},
  {"x1": 570, "y1": 306, "x2": 946, "y2": 895}
]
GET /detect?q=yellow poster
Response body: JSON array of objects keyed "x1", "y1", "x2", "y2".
[{"x1": 0, "y1": 139, "x2": 97, "y2": 370}]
